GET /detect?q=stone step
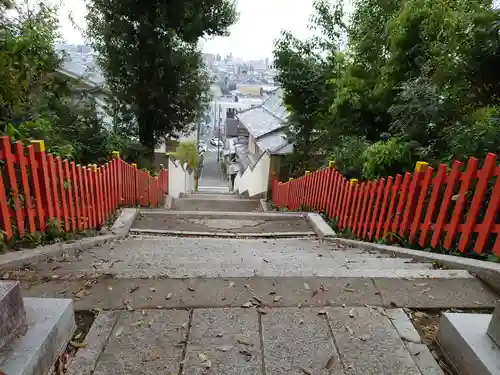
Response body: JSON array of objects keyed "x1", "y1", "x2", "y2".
[
  {"x1": 20, "y1": 273, "x2": 499, "y2": 311},
  {"x1": 487, "y1": 302, "x2": 500, "y2": 347},
  {"x1": 184, "y1": 193, "x2": 243, "y2": 200},
  {"x1": 0, "y1": 281, "x2": 26, "y2": 349},
  {"x1": 438, "y1": 312, "x2": 500, "y2": 375},
  {"x1": 195, "y1": 187, "x2": 231, "y2": 194},
  {"x1": 172, "y1": 197, "x2": 260, "y2": 212},
  {"x1": 0, "y1": 297, "x2": 75, "y2": 375}
]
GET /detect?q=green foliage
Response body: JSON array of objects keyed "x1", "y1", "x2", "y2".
[
  {"x1": 274, "y1": 0, "x2": 500, "y2": 180},
  {"x1": 168, "y1": 141, "x2": 200, "y2": 170},
  {"x1": 85, "y1": 0, "x2": 237, "y2": 158}
]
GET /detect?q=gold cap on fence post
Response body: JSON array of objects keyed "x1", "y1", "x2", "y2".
[
  {"x1": 350, "y1": 178, "x2": 359, "y2": 185},
  {"x1": 415, "y1": 161, "x2": 428, "y2": 173},
  {"x1": 159, "y1": 164, "x2": 164, "y2": 170},
  {"x1": 289, "y1": 177, "x2": 293, "y2": 182},
  {"x1": 91, "y1": 164, "x2": 97, "y2": 172},
  {"x1": 112, "y1": 151, "x2": 120, "y2": 159},
  {"x1": 30, "y1": 140, "x2": 45, "y2": 152},
  {"x1": 131, "y1": 163, "x2": 137, "y2": 168},
  {"x1": 305, "y1": 170, "x2": 310, "y2": 176},
  {"x1": 329, "y1": 160, "x2": 335, "y2": 169}
]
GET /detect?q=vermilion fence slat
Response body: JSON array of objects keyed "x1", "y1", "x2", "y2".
[
  {"x1": 0, "y1": 169, "x2": 12, "y2": 239},
  {"x1": 431, "y1": 161, "x2": 462, "y2": 248},
  {"x1": 376, "y1": 177, "x2": 392, "y2": 240},
  {"x1": 71, "y1": 162, "x2": 82, "y2": 230},
  {"x1": 27, "y1": 146, "x2": 44, "y2": 232},
  {"x1": 369, "y1": 178, "x2": 385, "y2": 240},
  {"x1": 63, "y1": 160, "x2": 75, "y2": 231},
  {"x1": 475, "y1": 173, "x2": 500, "y2": 253},
  {"x1": 46, "y1": 154, "x2": 61, "y2": 228},
  {"x1": 347, "y1": 183, "x2": 360, "y2": 231},
  {"x1": 351, "y1": 183, "x2": 364, "y2": 234},
  {"x1": 409, "y1": 167, "x2": 433, "y2": 244},
  {"x1": 400, "y1": 170, "x2": 421, "y2": 238},
  {"x1": 419, "y1": 165, "x2": 446, "y2": 247},
  {"x1": 56, "y1": 158, "x2": 69, "y2": 231},
  {"x1": 357, "y1": 182, "x2": 370, "y2": 238},
  {"x1": 34, "y1": 142, "x2": 55, "y2": 223},
  {"x1": 77, "y1": 165, "x2": 88, "y2": 230},
  {"x1": 14, "y1": 142, "x2": 35, "y2": 234},
  {"x1": 384, "y1": 175, "x2": 402, "y2": 237},
  {"x1": 2, "y1": 137, "x2": 23, "y2": 235},
  {"x1": 459, "y1": 154, "x2": 497, "y2": 251},
  {"x1": 444, "y1": 158, "x2": 478, "y2": 249},
  {"x1": 363, "y1": 182, "x2": 377, "y2": 239},
  {"x1": 82, "y1": 167, "x2": 91, "y2": 229}
]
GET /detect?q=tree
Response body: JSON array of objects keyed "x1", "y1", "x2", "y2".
[
  {"x1": 273, "y1": 0, "x2": 344, "y2": 174},
  {"x1": 85, "y1": 0, "x2": 237, "y2": 159}
]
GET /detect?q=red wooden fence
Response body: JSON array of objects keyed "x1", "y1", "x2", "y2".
[
  {"x1": 272, "y1": 155, "x2": 500, "y2": 255},
  {"x1": 0, "y1": 137, "x2": 168, "y2": 241}
]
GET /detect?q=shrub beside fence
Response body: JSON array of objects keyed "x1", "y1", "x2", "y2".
[
  {"x1": 271, "y1": 154, "x2": 500, "y2": 256},
  {"x1": 0, "y1": 136, "x2": 168, "y2": 242}
]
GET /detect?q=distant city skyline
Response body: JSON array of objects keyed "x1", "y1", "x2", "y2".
[{"x1": 52, "y1": 0, "x2": 345, "y2": 61}]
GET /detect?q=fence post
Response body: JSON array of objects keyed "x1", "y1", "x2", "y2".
[
  {"x1": 131, "y1": 163, "x2": 138, "y2": 206},
  {"x1": 400, "y1": 161, "x2": 428, "y2": 238},
  {"x1": 286, "y1": 177, "x2": 293, "y2": 208},
  {"x1": 112, "y1": 151, "x2": 122, "y2": 208},
  {"x1": 303, "y1": 170, "x2": 310, "y2": 209},
  {"x1": 30, "y1": 140, "x2": 54, "y2": 229}
]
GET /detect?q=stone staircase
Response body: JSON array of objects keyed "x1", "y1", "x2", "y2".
[
  {"x1": 0, "y1": 281, "x2": 74, "y2": 375},
  {"x1": 0, "y1": 187, "x2": 498, "y2": 375}
]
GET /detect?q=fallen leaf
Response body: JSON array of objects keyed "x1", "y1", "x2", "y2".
[
  {"x1": 204, "y1": 360, "x2": 212, "y2": 369},
  {"x1": 297, "y1": 303, "x2": 302, "y2": 308},
  {"x1": 237, "y1": 338, "x2": 251, "y2": 346},
  {"x1": 129, "y1": 285, "x2": 139, "y2": 293},
  {"x1": 165, "y1": 292, "x2": 173, "y2": 300},
  {"x1": 51, "y1": 274, "x2": 60, "y2": 280},
  {"x1": 300, "y1": 366, "x2": 312, "y2": 375},
  {"x1": 70, "y1": 340, "x2": 87, "y2": 348},
  {"x1": 239, "y1": 350, "x2": 252, "y2": 360},
  {"x1": 263, "y1": 258, "x2": 269, "y2": 263},
  {"x1": 344, "y1": 288, "x2": 356, "y2": 292},
  {"x1": 346, "y1": 326, "x2": 354, "y2": 335},
  {"x1": 241, "y1": 301, "x2": 253, "y2": 308},
  {"x1": 320, "y1": 284, "x2": 328, "y2": 292},
  {"x1": 299, "y1": 319, "x2": 304, "y2": 324},
  {"x1": 360, "y1": 335, "x2": 368, "y2": 341},
  {"x1": 108, "y1": 286, "x2": 113, "y2": 291},
  {"x1": 115, "y1": 326, "x2": 124, "y2": 337},
  {"x1": 273, "y1": 295, "x2": 283, "y2": 303},
  {"x1": 325, "y1": 355, "x2": 335, "y2": 369},
  {"x1": 257, "y1": 307, "x2": 269, "y2": 315},
  {"x1": 125, "y1": 304, "x2": 134, "y2": 311},
  {"x1": 216, "y1": 333, "x2": 223, "y2": 337},
  {"x1": 312, "y1": 289, "x2": 319, "y2": 297},
  {"x1": 348, "y1": 309, "x2": 355, "y2": 318},
  {"x1": 188, "y1": 286, "x2": 195, "y2": 292},
  {"x1": 229, "y1": 282, "x2": 235, "y2": 288},
  {"x1": 304, "y1": 282, "x2": 310, "y2": 290},
  {"x1": 198, "y1": 353, "x2": 208, "y2": 362},
  {"x1": 150, "y1": 287, "x2": 156, "y2": 292},
  {"x1": 217, "y1": 345, "x2": 233, "y2": 352},
  {"x1": 129, "y1": 320, "x2": 143, "y2": 327},
  {"x1": 318, "y1": 309, "x2": 328, "y2": 316},
  {"x1": 268, "y1": 291, "x2": 276, "y2": 295},
  {"x1": 414, "y1": 283, "x2": 428, "y2": 287},
  {"x1": 421, "y1": 288, "x2": 431, "y2": 294},
  {"x1": 74, "y1": 289, "x2": 86, "y2": 299},
  {"x1": 252, "y1": 296, "x2": 263, "y2": 305},
  {"x1": 181, "y1": 322, "x2": 188, "y2": 329}
]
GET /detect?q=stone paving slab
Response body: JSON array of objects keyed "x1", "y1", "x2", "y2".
[
  {"x1": 4, "y1": 237, "x2": 443, "y2": 279},
  {"x1": 326, "y1": 307, "x2": 422, "y2": 375},
  {"x1": 184, "y1": 308, "x2": 262, "y2": 375},
  {"x1": 132, "y1": 215, "x2": 313, "y2": 234},
  {"x1": 374, "y1": 277, "x2": 499, "y2": 308},
  {"x1": 261, "y1": 308, "x2": 344, "y2": 375},
  {"x1": 18, "y1": 275, "x2": 498, "y2": 310},
  {"x1": 70, "y1": 307, "x2": 447, "y2": 375},
  {"x1": 92, "y1": 310, "x2": 189, "y2": 375}
]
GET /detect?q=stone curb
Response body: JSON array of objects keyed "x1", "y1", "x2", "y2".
[
  {"x1": 306, "y1": 213, "x2": 336, "y2": 241},
  {"x1": 129, "y1": 228, "x2": 316, "y2": 238},
  {"x1": 111, "y1": 208, "x2": 139, "y2": 236},
  {"x1": 137, "y1": 209, "x2": 307, "y2": 220},
  {"x1": 0, "y1": 209, "x2": 138, "y2": 271},
  {"x1": 327, "y1": 237, "x2": 500, "y2": 294},
  {"x1": 0, "y1": 234, "x2": 120, "y2": 271},
  {"x1": 259, "y1": 199, "x2": 270, "y2": 212},
  {"x1": 66, "y1": 311, "x2": 121, "y2": 375}
]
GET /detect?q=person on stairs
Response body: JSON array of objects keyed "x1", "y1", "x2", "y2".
[{"x1": 228, "y1": 155, "x2": 239, "y2": 192}]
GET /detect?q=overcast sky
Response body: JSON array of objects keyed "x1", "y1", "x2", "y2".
[{"x1": 55, "y1": 0, "x2": 329, "y2": 60}]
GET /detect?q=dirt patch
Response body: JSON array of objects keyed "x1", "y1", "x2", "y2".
[
  {"x1": 50, "y1": 310, "x2": 97, "y2": 375},
  {"x1": 408, "y1": 308, "x2": 494, "y2": 375}
]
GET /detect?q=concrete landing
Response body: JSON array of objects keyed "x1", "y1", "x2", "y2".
[
  {"x1": 0, "y1": 297, "x2": 75, "y2": 375},
  {"x1": 66, "y1": 307, "x2": 444, "y2": 375},
  {"x1": 132, "y1": 213, "x2": 314, "y2": 235},
  {"x1": 0, "y1": 281, "x2": 25, "y2": 349}
]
